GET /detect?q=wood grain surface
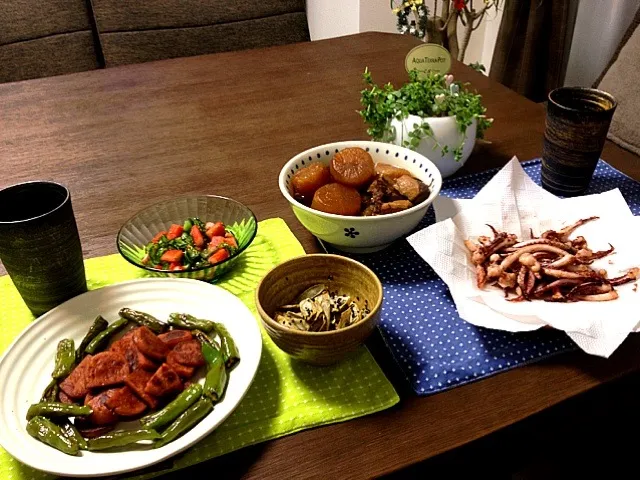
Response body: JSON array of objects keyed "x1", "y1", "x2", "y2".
[{"x1": 1, "y1": 33, "x2": 640, "y2": 479}]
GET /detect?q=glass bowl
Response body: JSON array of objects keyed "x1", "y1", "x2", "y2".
[{"x1": 117, "y1": 195, "x2": 257, "y2": 282}]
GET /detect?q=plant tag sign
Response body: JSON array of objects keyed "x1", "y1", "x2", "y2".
[{"x1": 405, "y1": 44, "x2": 451, "y2": 77}]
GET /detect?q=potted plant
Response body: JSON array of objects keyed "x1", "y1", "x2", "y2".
[{"x1": 359, "y1": 69, "x2": 492, "y2": 177}]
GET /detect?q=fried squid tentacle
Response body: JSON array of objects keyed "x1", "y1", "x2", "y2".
[
  {"x1": 501, "y1": 245, "x2": 568, "y2": 271},
  {"x1": 466, "y1": 218, "x2": 636, "y2": 303},
  {"x1": 609, "y1": 268, "x2": 640, "y2": 286},
  {"x1": 506, "y1": 238, "x2": 575, "y2": 252},
  {"x1": 476, "y1": 265, "x2": 488, "y2": 289},
  {"x1": 533, "y1": 279, "x2": 583, "y2": 296},
  {"x1": 542, "y1": 216, "x2": 599, "y2": 241},
  {"x1": 573, "y1": 291, "x2": 619, "y2": 302}
]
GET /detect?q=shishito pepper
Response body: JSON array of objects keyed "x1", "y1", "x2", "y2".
[
  {"x1": 193, "y1": 325, "x2": 239, "y2": 369},
  {"x1": 139, "y1": 383, "x2": 203, "y2": 430},
  {"x1": 26, "y1": 402, "x2": 92, "y2": 421},
  {"x1": 26, "y1": 416, "x2": 79, "y2": 456},
  {"x1": 76, "y1": 315, "x2": 109, "y2": 361},
  {"x1": 52, "y1": 339, "x2": 76, "y2": 380},
  {"x1": 211, "y1": 322, "x2": 240, "y2": 368},
  {"x1": 60, "y1": 421, "x2": 88, "y2": 450},
  {"x1": 154, "y1": 398, "x2": 213, "y2": 449},
  {"x1": 201, "y1": 343, "x2": 227, "y2": 402},
  {"x1": 40, "y1": 378, "x2": 59, "y2": 403},
  {"x1": 40, "y1": 338, "x2": 77, "y2": 401},
  {"x1": 168, "y1": 313, "x2": 216, "y2": 333},
  {"x1": 87, "y1": 429, "x2": 161, "y2": 451},
  {"x1": 119, "y1": 308, "x2": 168, "y2": 334},
  {"x1": 85, "y1": 317, "x2": 129, "y2": 354}
]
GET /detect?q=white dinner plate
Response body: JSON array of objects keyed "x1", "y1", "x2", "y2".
[{"x1": 0, "y1": 278, "x2": 262, "y2": 477}]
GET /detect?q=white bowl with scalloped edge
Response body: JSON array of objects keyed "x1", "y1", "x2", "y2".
[{"x1": 278, "y1": 141, "x2": 442, "y2": 253}]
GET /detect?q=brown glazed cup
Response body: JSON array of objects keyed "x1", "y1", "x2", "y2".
[
  {"x1": 256, "y1": 254, "x2": 383, "y2": 365},
  {"x1": 542, "y1": 87, "x2": 617, "y2": 196},
  {"x1": 0, "y1": 182, "x2": 87, "y2": 316}
]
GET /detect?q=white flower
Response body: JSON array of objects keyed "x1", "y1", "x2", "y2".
[{"x1": 435, "y1": 93, "x2": 445, "y2": 104}]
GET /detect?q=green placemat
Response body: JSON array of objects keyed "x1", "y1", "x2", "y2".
[{"x1": 0, "y1": 218, "x2": 399, "y2": 480}]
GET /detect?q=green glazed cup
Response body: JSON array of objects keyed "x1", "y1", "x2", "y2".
[
  {"x1": 0, "y1": 181, "x2": 87, "y2": 315},
  {"x1": 542, "y1": 87, "x2": 617, "y2": 196}
]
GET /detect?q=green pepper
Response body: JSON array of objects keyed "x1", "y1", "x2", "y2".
[
  {"x1": 154, "y1": 399, "x2": 213, "y2": 449},
  {"x1": 212, "y1": 322, "x2": 240, "y2": 368},
  {"x1": 60, "y1": 421, "x2": 88, "y2": 450},
  {"x1": 146, "y1": 242, "x2": 162, "y2": 264},
  {"x1": 85, "y1": 317, "x2": 129, "y2": 354},
  {"x1": 52, "y1": 339, "x2": 76, "y2": 380},
  {"x1": 86, "y1": 429, "x2": 161, "y2": 451},
  {"x1": 184, "y1": 245, "x2": 202, "y2": 266},
  {"x1": 193, "y1": 329, "x2": 218, "y2": 348},
  {"x1": 168, "y1": 313, "x2": 216, "y2": 333},
  {"x1": 182, "y1": 219, "x2": 193, "y2": 232},
  {"x1": 40, "y1": 339, "x2": 77, "y2": 402},
  {"x1": 26, "y1": 416, "x2": 79, "y2": 456},
  {"x1": 119, "y1": 308, "x2": 168, "y2": 334},
  {"x1": 76, "y1": 315, "x2": 109, "y2": 361},
  {"x1": 140, "y1": 384, "x2": 203, "y2": 430},
  {"x1": 26, "y1": 402, "x2": 92, "y2": 421},
  {"x1": 40, "y1": 378, "x2": 59, "y2": 403},
  {"x1": 201, "y1": 343, "x2": 227, "y2": 402}
]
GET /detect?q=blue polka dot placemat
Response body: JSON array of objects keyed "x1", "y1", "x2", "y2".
[{"x1": 323, "y1": 159, "x2": 640, "y2": 396}]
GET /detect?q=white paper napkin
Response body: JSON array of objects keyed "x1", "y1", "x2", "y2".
[{"x1": 409, "y1": 157, "x2": 640, "y2": 357}]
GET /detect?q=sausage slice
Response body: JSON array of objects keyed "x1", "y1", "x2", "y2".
[
  {"x1": 84, "y1": 351, "x2": 130, "y2": 389},
  {"x1": 133, "y1": 326, "x2": 169, "y2": 361},
  {"x1": 109, "y1": 330, "x2": 135, "y2": 354},
  {"x1": 114, "y1": 333, "x2": 158, "y2": 371},
  {"x1": 166, "y1": 352, "x2": 196, "y2": 378},
  {"x1": 144, "y1": 364, "x2": 183, "y2": 397},
  {"x1": 58, "y1": 390, "x2": 75, "y2": 405},
  {"x1": 84, "y1": 389, "x2": 118, "y2": 425},
  {"x1": 124, "y1": 369, "x2": 158, "y2": 409},
  {"x1": 170, "y1": 340, "x2": 205, "y2": 367},
  {"x1": 75, "y1": 424, "x2": 114, "y2": 439},
  {"x1": 158, "y1": 330, "x2": 193, "y2": 348},
  {"x1": 105, "y1": 386, "x2": 147, "y2": 417},
  {"x1": 59, "y1": 354, "x2": 93, "y2": 399}
]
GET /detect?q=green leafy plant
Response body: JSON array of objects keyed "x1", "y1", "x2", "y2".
[{"x1": 359, "y1": 68, "x2": 493, "y2": 162}]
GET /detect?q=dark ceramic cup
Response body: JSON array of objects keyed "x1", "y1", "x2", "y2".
[
  {"x1": 541, "y1": 87, "x2": 617, "y2": 196},
  {"x1": 0, "y1": 182, "x2": 87, "y2": 316}
]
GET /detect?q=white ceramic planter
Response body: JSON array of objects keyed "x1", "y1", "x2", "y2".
[{"x1": 390, "y1": 114, "x2": 477, "y2": 178}]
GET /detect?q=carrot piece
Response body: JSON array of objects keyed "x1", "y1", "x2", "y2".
[
  {"x1": 209, "y1": 248, "x2": 230, "y2": 264},
  {"x1": 166, "y1": 224, "x2": 184, "y2": 240},
  {"x1": 160, "y1": 249, "x2": 184, "y2": 263},
  {"x1": 208, "y1": 236, "x2": 226, "y2": 251},
  {"x1": 190, "y1": 225, "x2": 205, "y2": 248},
  {"x1": 151, "y1": 231, "x2": 167, "y2": 243},
  {"x1": 223, "y1": 233, "x2": 238, "y2": 248},
  {"x1": 206, "y1": 222, "x2": 225, "y2": 239}
]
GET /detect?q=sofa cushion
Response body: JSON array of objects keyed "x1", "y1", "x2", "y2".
[
  {"x1": 0, "y1": 0, "x2": 93, "y2": 45},
  {"x1": 92, "y1": 0, "x2": 309, "y2": 67},
  {"x1": 0, "y1": 31, "x2": 99, "y2": 83},
  {"x1": 92, "y1": 0, "x2": 306, "y2": 31}
]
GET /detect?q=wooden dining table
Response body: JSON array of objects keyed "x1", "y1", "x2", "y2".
[{"x1": 2, "y1": 32, "x2": 640, "y2": 479}]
